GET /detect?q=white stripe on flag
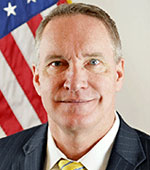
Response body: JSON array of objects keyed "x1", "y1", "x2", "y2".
[
  {"x1": 0, "y1": 51, "x2": 41, "y2": 129},
  {"x1": 0, "y1": 127, "x2": 6, "y2": 139},
  {"x1": 11, "y1": 23, "x2": 36, "y2": 69}
]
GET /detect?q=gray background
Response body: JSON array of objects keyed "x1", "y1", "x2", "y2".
[{"x1": 75, "y1": 0, "x2": 150, "y2": 133}]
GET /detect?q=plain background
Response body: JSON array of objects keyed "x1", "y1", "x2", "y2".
[
  {"x1": 0, "y1": 0, "x2": 149, "y2": 138},
  {"x1": 74, "y1": 0, "x2": 150, "y2": 133}
]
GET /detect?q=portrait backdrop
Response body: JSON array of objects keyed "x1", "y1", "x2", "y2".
[
  {"x1": 77, "y1": 0, "x2": 150, "y2": 134},
  {"x1": 0, "y1": 0, "x2": 150, "y2": 138}
]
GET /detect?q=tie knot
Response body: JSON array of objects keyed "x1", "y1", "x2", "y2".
[{"x1": 58, "y1": 159, "x2": 86, "y2": 170}]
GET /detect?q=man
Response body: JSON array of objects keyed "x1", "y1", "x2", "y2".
[{"x1": 0, "y1": 3, "x2": 150, "y2": 170}]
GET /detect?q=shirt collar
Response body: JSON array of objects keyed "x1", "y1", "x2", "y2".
[
  {"x1": 79, "y1": 111, "x2": 120, "y2": 170},
  {"x1": 45, "y1": 111, "x2": 120, "y2": 170}
]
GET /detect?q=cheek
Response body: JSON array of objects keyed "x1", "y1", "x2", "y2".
[
  {"x1": 39, "y1": 78, "x2": 56, "y2": 114},
  {"x1": 40, "y1": 73, "x2": 64, "y2": 99},
  {"x1": 90, "y1": 73, "x2": 116, "y2": 94},
  {"x1": 39, "y1": 76, "x2": 53, "y2": 99}
]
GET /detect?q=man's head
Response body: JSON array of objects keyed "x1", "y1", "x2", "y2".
[
  {"x1": 35, "y1": 3, "x2": 122, "y2": 65},
  {"x1": 33, "y1": 3, "x2": 124, "y2": 133}
]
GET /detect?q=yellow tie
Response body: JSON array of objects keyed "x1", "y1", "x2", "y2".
[{"x1": 58, "y1": 159, "x2": 86, "y2": 170}]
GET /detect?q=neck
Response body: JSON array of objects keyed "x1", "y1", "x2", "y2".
[{"x1": 49, "y1": 115, "x2": 115, "y2": 160}]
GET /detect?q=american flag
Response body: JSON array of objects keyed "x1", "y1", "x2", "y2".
[{"x1": 0, "y1": 0, "x2": 72, "y2": 138}]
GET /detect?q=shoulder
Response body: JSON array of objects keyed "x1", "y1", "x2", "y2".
[
  {"x1": 0, "y1": 123, "x2": 48, "y2": 169},
  {"x1": 136, "y1": 128, "x2": 150, "y2": 140},
  {"x1": 0, "y1": 123, "x2": 44, "y2": 144},
  {"x1": 118, "y1": 113, "x2": 150, "y2": 146},
  {"x1": 133, "y1": 129, "x2": 150, "y2": 169},
  {"x1": 119, "y1": 114, "x2": 150, "y2": 164},
  {"x1": 135, "y1": 128, "x2": 150, "y2": 151},
  {"x1": 0, "y1": 123, "x2": 47, "y2": 157}
]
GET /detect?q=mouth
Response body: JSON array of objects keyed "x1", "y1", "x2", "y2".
[{"x1": 56, "y1": 99, "x2": 96, "y2": 104}]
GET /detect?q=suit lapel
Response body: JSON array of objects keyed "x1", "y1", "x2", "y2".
[
  {"x1": 106, "y1": 151, "x2": 134, "y2": 170},
  {"x1": 12, "y1": 123, "x2": 48, "y2": 170},
  {"x1": 10, "y1": 115, "x2": 146, "y2": 170},
  {"x1": 106, "y1": 114, "x2": 146, "y2": 170}
]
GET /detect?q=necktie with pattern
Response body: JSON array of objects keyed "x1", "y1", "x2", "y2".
[{"x1": 58, "y1": 159, "x2": 86, "y2": 170}]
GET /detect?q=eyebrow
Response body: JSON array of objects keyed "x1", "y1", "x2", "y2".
[
  {"x1": 44, "y1": 52, "x2": 104, "y2": 64},
  {"x1": 44, "y1": 55, "x2": 64, "y2": 63},
  {"x1": 83, "y1": 52, "x2": 104, "y2": 58}
]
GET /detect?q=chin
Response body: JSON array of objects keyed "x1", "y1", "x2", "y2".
[{"x1": 61, "y1": 111, "x2": 96, "y2": 131}]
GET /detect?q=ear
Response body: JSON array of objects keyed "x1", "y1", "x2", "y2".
[
  {"x1": 115, "y1": 58, "x2": 125, "y2": 92},
  {"x1": 32, "y1": 64, "x2": 41, "y2": 96}
]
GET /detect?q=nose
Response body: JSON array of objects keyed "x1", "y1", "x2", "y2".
[{"x1": 63, "y1": 65, "x2": 88, "y2": 92}]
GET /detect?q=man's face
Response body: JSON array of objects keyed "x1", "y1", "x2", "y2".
[{"x1": 33, "y1": 14, "x2": 124, "y2": 132}]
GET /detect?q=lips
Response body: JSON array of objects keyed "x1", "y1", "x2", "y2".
[
  {"x1": 54, "y1": 92, "x2": 100, "y2": 104},
  {"x1": 55, "y1": 99, "x2": 96, "y2": 103}
]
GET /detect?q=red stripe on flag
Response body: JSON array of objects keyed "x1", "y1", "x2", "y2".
[
  {"x1": 57, "y1": 0, "x2": 68, "y2": 5},
  {"x1": 27, "y1": 14, "x2": 43, "y2": 37},
  {"x1": 0, "y1": 34, "x2": 47, "y2": 123},
  {"x1": 0, "y1": 91, "x2": 23, "y2": 136}
]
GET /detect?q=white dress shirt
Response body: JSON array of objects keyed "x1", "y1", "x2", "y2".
[{"x1": 44, "y1": 112, "x2": 120, "y2": 170}]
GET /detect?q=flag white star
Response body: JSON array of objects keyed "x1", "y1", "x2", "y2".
[
  {"x1": 3, "y1": 2, "x2": 17, "y2": 17},
  {"x1": 27, "y1": 0, "x2": 37, "y2": 4}
]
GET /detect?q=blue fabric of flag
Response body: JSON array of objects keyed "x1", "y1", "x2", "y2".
[{"x1": 0, "y1": 0, "x2": 59, "y2": 39}]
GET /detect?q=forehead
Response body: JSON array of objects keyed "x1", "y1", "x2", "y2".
[
  {"x1": 40, "y1": 14, "x2": 114, "y2": 60},
  {"x1": 42, "y1": 14, "x2": 110, "y2": 40}
]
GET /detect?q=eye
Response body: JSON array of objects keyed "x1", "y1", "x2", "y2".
[
  {"x1": 89, "y1": 59, "x2": 100, "y2": 65},
  {"x1": 48, "y1": 60, "x2": 69, "y2": 68},
  {"x1": 51, "y1": 61, "x2": 63, "y2": 67},
  {"x1": 46, "y1": 60, "x2": 69, "y2": 74},
  {"x1": 85, "y1": 58, "x2": 106, "y2": 73}
]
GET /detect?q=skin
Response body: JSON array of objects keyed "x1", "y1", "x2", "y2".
[{"x1": 33, "y1": 14, "x2": 124, "y2": 160}]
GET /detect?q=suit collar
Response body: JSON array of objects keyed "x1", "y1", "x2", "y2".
[
  {"x1": 23, "y1": 123, "x2": 48, "y2": 155},
  {"x1": 107, "y1": 113, "x2": 146, "y2": 169},
  {"x1": 11, "y1": 123, "x2": 48, "y2": 170},
  {"x1": 12, "y1": 115, "x2": 146, "y2": 170}
]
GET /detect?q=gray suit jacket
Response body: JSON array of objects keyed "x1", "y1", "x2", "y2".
[{"x1": 0, "y1": 114, "x2": 150, "y2": 170}]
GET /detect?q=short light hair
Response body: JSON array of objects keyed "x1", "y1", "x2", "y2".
[{"x1": 34, "y1": 3, "x2": 122, "y2": 65}]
